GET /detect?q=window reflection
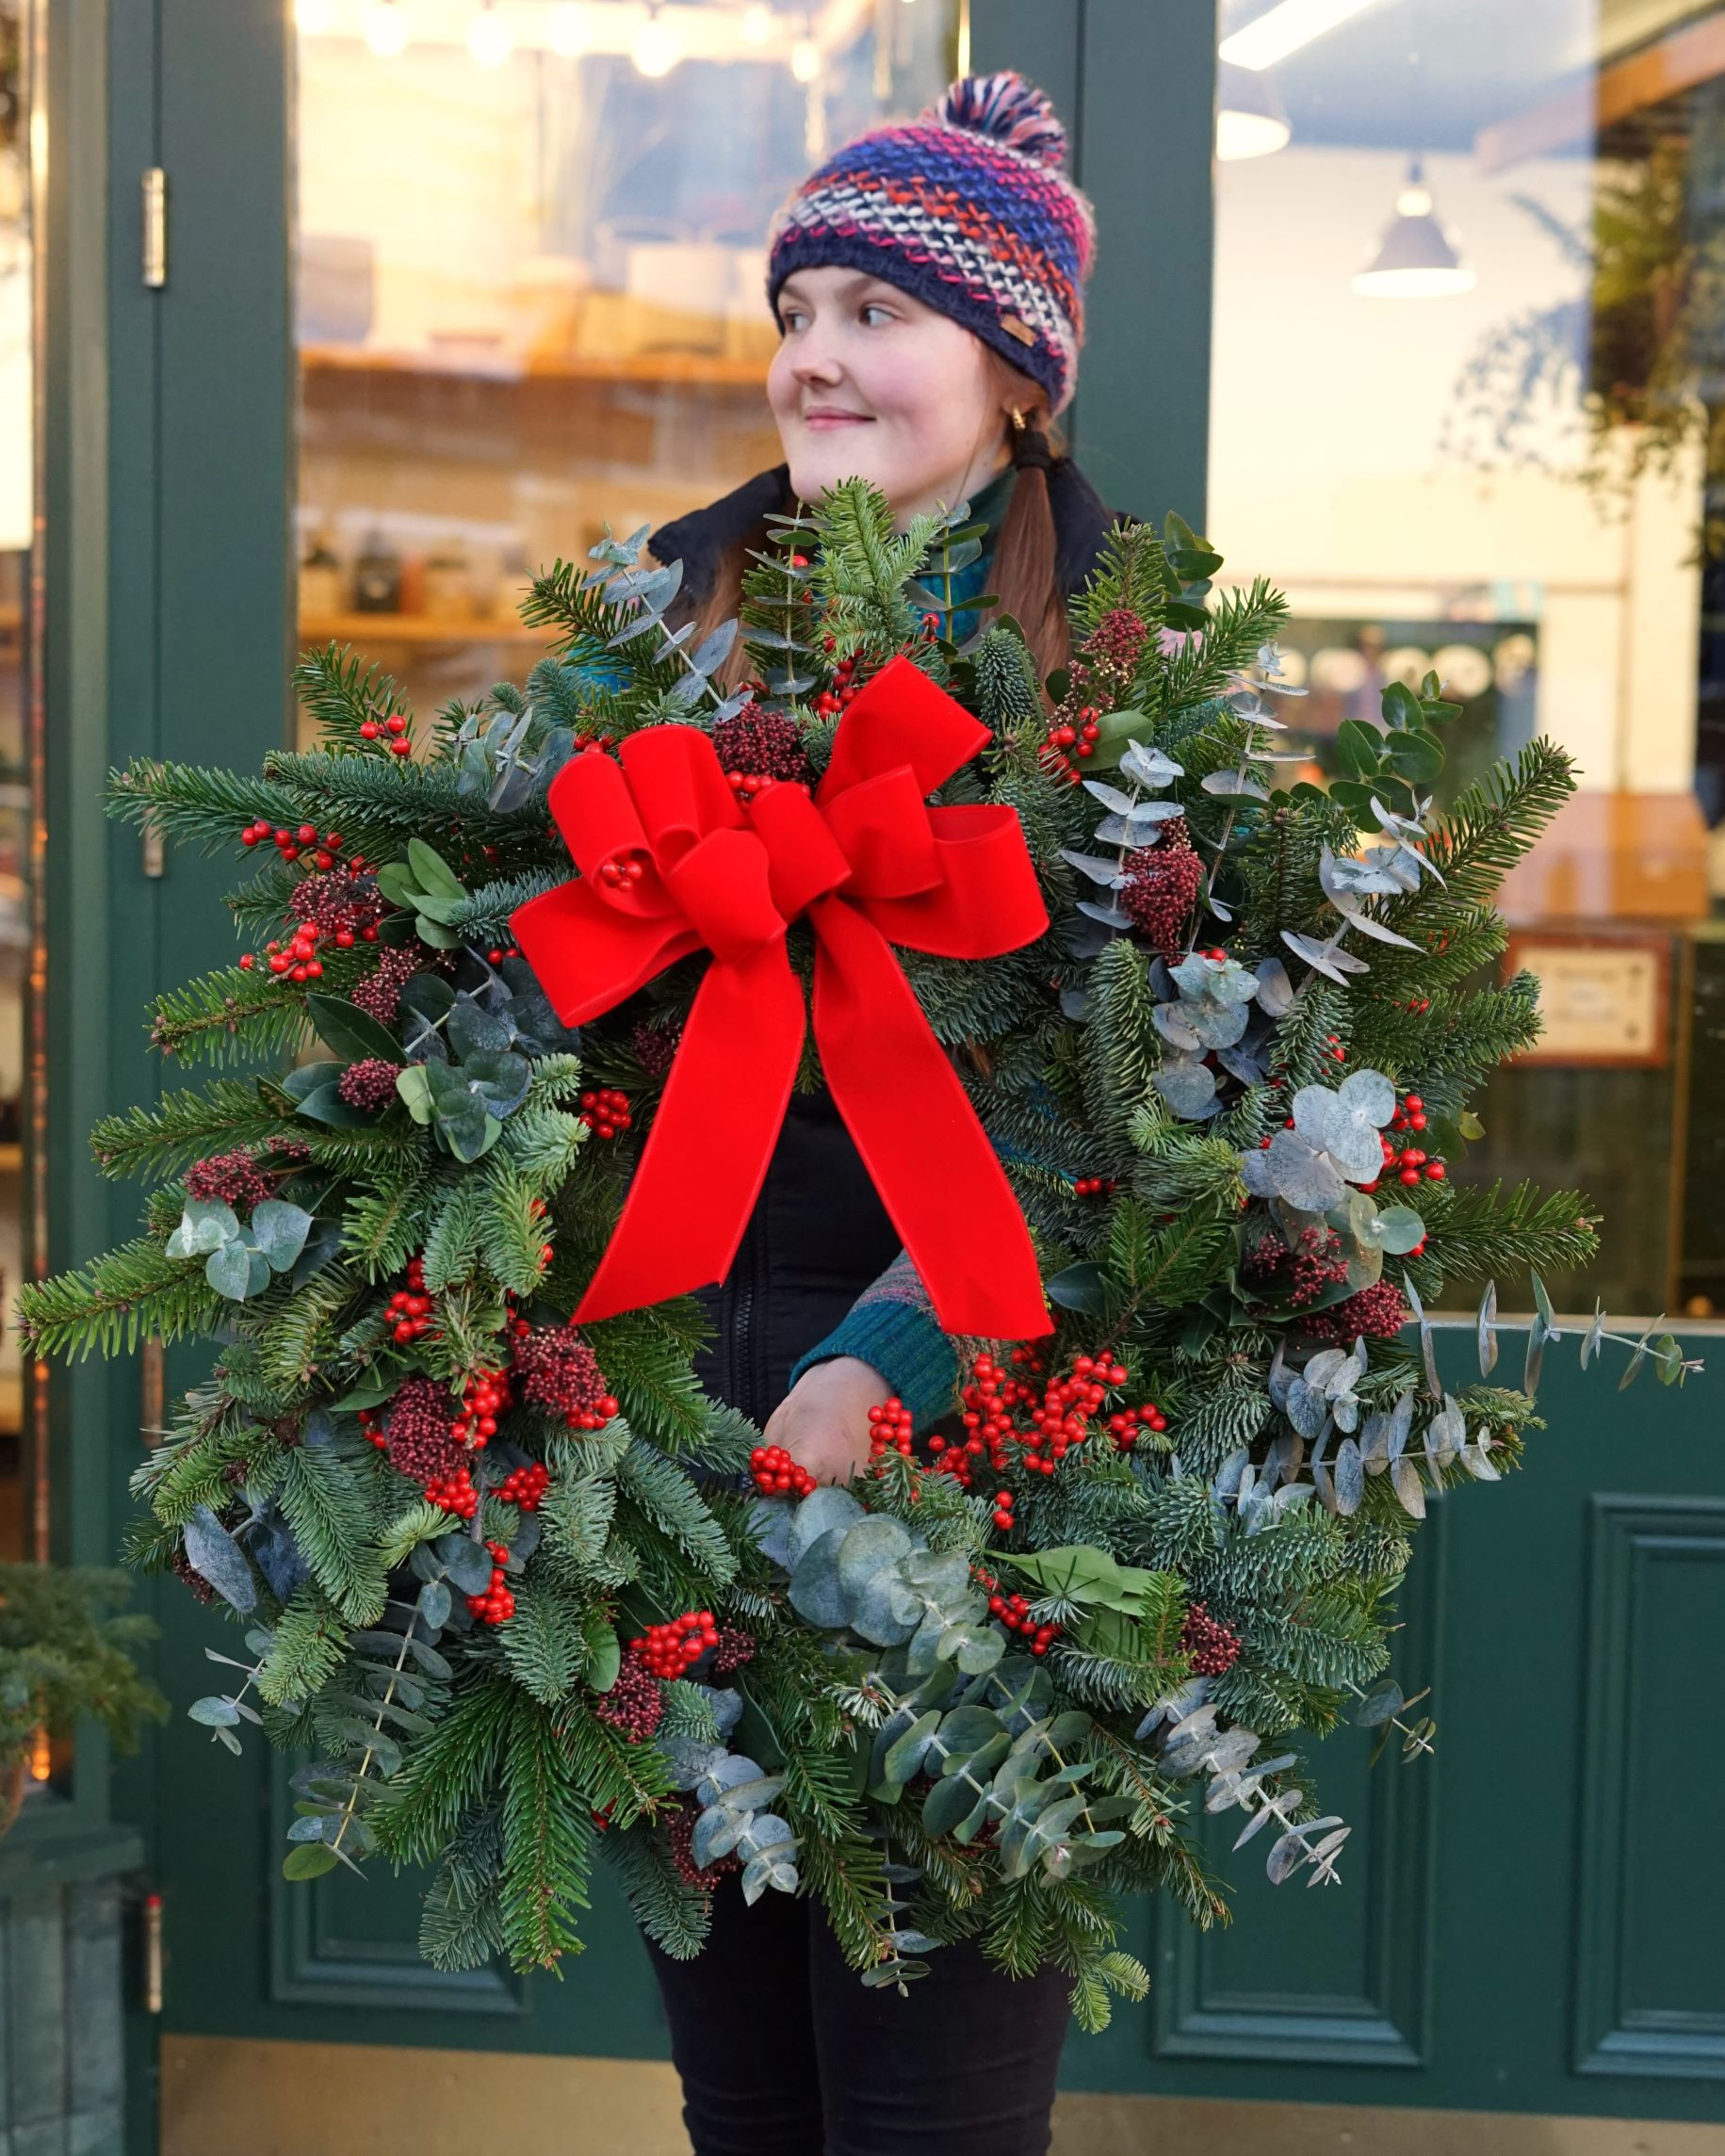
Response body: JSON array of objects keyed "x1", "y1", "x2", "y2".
[
  {"x1": 1212, "y1": 0, "x2": 1725, "y2": 1315},
  {"x1": 0, "y1": 0, "x2": 29, "y2": 1563},
  {"x1": 293, "y1": 0, "x2": 963, "y2": 738}
]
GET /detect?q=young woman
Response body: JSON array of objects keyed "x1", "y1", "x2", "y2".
[{"x1": 637, "y1": 73, "x2": 1115, "y2": 2156}]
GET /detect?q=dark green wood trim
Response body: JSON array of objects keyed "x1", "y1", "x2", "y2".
[{"x1": 1573, "y1": 1495, "x2": 1725, "y2": 2081}]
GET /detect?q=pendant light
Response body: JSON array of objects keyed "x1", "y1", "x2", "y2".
[
  {"x1": 632, "y1": 4, "x2": 682, "y2": 76},
  {"x1": 1353, "y1": 157, "x2": 1474, "y2": 298},
  {"x1": 1215, "y1": 59, "x2": 1291, "y2": 161},
  {"x1": 469, "y1": 0, "x2": 513, "y2": 69},
  {"x1": 363, "y1": 0, "x2": 409, "y2": 57}
]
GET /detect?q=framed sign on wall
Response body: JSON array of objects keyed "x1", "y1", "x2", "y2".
[{"x1": 1504, "y1": 932, "x2": 1672, "y2": 1069}]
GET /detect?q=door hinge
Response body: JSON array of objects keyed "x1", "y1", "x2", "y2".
[
  {"x1": 141, "y1": 167, "x2": 167, "y2": 289},
  {"x1": 142, "y1": 1890, "x2": 164, "y2": 2014},
  {"x1": 140, "y1": 1336, "x2": 165, "y2": 1445}
]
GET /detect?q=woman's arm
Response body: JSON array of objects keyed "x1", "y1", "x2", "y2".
[{"x1": 764, "y1": 1252, "x2": 963, "y2": 1483}]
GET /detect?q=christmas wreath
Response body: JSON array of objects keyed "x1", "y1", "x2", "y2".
[{"x1": 21, "y1": 485, "x2": 1694, "y2": 2028}]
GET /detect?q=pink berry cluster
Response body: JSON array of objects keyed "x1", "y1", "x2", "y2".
[
  {"x1": 1180, "y1": 1600, "x2": 1242, "y2": 1677},
  {"x1": 1119, "y1": 819, "x2": 1203, "y2": 957},
  {"x1": 594, "y1": 1657, "x2": 663, "y2": 1742},
  {"x1": 711, "y1": 705, "x2": 810, "y2": 797},
  {"x1": 509, "y1": 1323, "x2": 618, "y2": 1430},
  {"x1": 337, "y1": 1057, "x2": 402, "y2": 1110},
  {"x1": 184, "y1": 1148, "x2": 274, "y2": 1213}
]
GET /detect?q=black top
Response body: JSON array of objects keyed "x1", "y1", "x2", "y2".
[{"x1": 649, "y1": 456, "x2": 1120, "y2": 1425}]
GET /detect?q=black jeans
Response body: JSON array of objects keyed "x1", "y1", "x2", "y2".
[{"x1": 644, "y1": 1877, "x2": 1071, "y2": 2156}]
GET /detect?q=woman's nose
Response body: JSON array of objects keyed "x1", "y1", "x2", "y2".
[{"x1": 791, "y1": 336, "x2": 844, "y2": 386}]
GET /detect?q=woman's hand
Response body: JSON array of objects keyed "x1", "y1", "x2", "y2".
[{"x1": 761, "y1": 1355, "x2": 887, "y2": 1486}]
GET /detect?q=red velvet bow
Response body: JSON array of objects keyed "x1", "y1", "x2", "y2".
[{"x1": 511, "y1": 655, "x2": 1052, "y2": 1340}]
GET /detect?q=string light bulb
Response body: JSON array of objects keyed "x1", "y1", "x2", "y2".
[
  {"x1": 740, "y1": 3, "x2": 773, "y2": 41},
  {"x1": 789, "y1": 35, "x2": 821, "y2": 81},
  {"x1": 632, "y1": 5, "x2": 681, "y2": 76},
  {"x1": 294, "y1": 0, "x2": 336, "y2": 33},
  {"x1": 548, "y1": 2, "x2": 590, "y2": 57},
  {"x1": 363, "y1": 0, "x2": 409, "y2": 57},
  {"x1": 469, "y1": 0, "x2": 513, "y2": 68}
]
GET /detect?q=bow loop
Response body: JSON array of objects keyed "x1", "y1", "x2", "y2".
[{"x1": 662, "y1": 828, "x2": 786, "y2": 964}]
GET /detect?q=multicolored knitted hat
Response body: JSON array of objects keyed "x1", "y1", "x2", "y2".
[{"x1": 765, "y1": 73, "x2": 1096, "y2": 416}]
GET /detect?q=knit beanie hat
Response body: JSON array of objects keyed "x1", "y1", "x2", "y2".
[{"x1": 765, "y1": 73, "x2": 1096, "y2": 417}]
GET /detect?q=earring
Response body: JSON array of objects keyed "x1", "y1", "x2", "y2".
[{"x1": 1010, "y1": 407, "x2": 1027, "y2": 432}]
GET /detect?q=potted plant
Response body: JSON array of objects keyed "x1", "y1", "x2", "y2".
[{"x1": 0, "y1": 1564, "x2": 167, "y2": 1832}]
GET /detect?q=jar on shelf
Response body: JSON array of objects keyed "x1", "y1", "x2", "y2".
[
  {"x1": 299, "y1": 528, "x2": 345, "y2": 615},
  {"x1": 422, "y1": 535, "x2": 476, "y2": 623},
  {"x1": 351, "y1": 528, "x2": 403, "y2": 615}
]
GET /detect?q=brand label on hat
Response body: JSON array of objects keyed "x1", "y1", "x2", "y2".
[{"x1": 1000, "y1": 313, "x2": 1036, "y2": 346}]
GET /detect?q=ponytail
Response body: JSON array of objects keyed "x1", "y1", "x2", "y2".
[{"x1": 990, "y1": 401, "x2": 1070, "y2": 682}]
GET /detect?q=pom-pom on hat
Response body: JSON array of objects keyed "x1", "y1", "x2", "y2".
[{"x1": 765, "y1": 72, "x2": 1096, "y2": 416}]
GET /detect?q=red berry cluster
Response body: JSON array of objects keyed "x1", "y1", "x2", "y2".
[
  {"x1": 712, "y1": 704, "x2": 810, "y2": 796},
  {"x1": 453, "y1": 1364, "x2": 511, "y2": 1448},
  {"x1": 496, "y1": 1459, "x2": 549, "y2": 1510},
  {"x1": 484, "y1": 945, "x2": 522, "y2": 965},
  {"x1": 357, "y1": 710, "x2": 414, "y2": 757},
  {"x1": 1119, "y1": 819, "x2": 1204, "y2": 958},
  {"x1": 578, "y1": 1088, "x2": 632, "y2": 1140},
  {"x1": 387, "y1": 1256, "x2": 434, "y2": 1343},
  {"x1": 1104, "y1": 1398, "x2": 1168, "y2": 1450},
  {"x1": 989, "y1": 1487, "x2": 1016, "y2": 1533},
  {"x1": 381, "y1": 1376, "x2": 467, "y2": 1484},
  {"x1": 868, "y1": 1398, "x2": 915, "y2": 1461},
  {"x1": 630, "y1": 1611, "x2": 719, "y2": 1678},
  {"x1": 424, "y1": 1464, "x2": 479, "y2": 1519},
  {"x1": 1240, "y1": 1224, "x2": 1350, "y2": 1308},
  {"x1": 594, "y1": 1656, "x2": 664, "y2": 1742},
  {"x1": 1362, "y1": 1093, "x2": 1445, "y2": 1189},
  {"x1": 595, "y1": 852, "x2": 647, "y2": 891},
  {"x1": 1073, "y1": 1175, "x2": 1117, "y2": 1197},
  {"x1": 931, "y1": 1351, "x2": 1125, "y2": 1488},
  {"x1": 1038, "y1": 702, "x2": 1101, "y2": 783},
  {"x1": 1403, "y1": 996, "x2": 1432, "y2": 1016},
  {"x1": 1324, "y1": 1031, "x2": 1347, "y2": 1064},
  {"x1": 467, "y1": 1541, "x2": 515, "y2": 1625},
  {"x1": 238, "y1": 819, "x2": 350, "y2": 869},
  {"x1": 337, "y1": 1056, "x2": 402, "y2": 1110},
  {"x1": 1302, "y1": 1278, "x2": 1412, "y2": 1345},
  {"x1": 509, "y1": 1323, "x2": 618, "y2": 1429},
  {"x1": 575, "y1": 729, "x2": 618, "y2": 759},
  {"x1": 811, "y1": 648, "x2": 862, "y2": 722},
  {"x1": 987, "y1": 1590, "x2": 1059, "y2": 1658},
  {"x1": 1180, "y1": 1600, "x2": 1242, "y2": 1677},
  {"x1": 750, "y1": 1443, "x2": 816, "y2": 1499},
  {"x1": 184, "y1": 1147, "x2": 274, "y2": 1213}
]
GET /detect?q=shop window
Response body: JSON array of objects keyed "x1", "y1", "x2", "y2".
[
  {"x1": 292, "y1": 0, "x2": 963, "y2": 738},
  {"x1": 1212, "y1": 0, "x2": 1725, "y2": 1316}
]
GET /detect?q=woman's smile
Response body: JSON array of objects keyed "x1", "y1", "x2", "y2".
[{"x1": 802, "y1": 405, "x2": 874, "y2": 430}]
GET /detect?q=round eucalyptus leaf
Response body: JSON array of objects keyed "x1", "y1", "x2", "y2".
[
  {"x1": 836, "y1": 1516, "x2": 915, "y2": 1599},
  {"x1": 1332, "y1": 1437, "x2": 1364, "y2": 1516},
  {"x1": 787, "y1": 1485, "x2": 865, "y2": 1568},
  {"x1": 788, "y1": 1527, "x2": 852, "y2": 1629}
]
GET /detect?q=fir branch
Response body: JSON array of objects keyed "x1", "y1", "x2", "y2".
[
  {"x1": 17, "y1": 1240, "x2": 225, "y2": 1359},
  {"x1": 90, "y1": 1078, "x2": 291, "y2": 1179}
]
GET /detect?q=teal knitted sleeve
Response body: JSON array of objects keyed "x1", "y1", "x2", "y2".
[{"x1": 789, "y1": 1252, "x2": 962, "y2": 1433}]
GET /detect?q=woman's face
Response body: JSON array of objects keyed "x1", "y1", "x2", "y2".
[{"x1": 767, "y1": 267, "x2": 1011, "y2": 527}]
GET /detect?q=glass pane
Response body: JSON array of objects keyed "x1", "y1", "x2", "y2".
[
  {"x1": 0, "y1": 0, "x2": 34, "y2": 1569},
  {"x1": 292, "y1": 0, "x2": 963, "y2": 741},
  {"x1": 1210, "y1": 0, "x2": 1725, "y2": 1315}
]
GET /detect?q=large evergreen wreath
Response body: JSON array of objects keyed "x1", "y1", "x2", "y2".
[{"x1": 21, "y1": 487, "x2": 1691, "y2": 2028}]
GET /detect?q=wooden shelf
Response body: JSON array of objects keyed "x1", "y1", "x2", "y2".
[
  {"x1": 301, "y1": 344, "x2": 769, "y2": 390},
  {"x1": 300, "y1": 611, "x2": 558, "y2": 650}
]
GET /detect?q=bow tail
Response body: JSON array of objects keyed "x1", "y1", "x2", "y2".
[
  {"x1": 812, "y1": 900, "x2": 1051, "y2": 1342},
  {"x1": 574, "y1": 943, "x2": 806, "y2": 1324}
]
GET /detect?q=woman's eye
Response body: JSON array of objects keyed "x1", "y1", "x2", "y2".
[
  {"x1": 860, "y1": 303, "x2": 895, "y2": 327},
  {"x1": 778, "y1": 307, "x2": 806, "y2": 333}
]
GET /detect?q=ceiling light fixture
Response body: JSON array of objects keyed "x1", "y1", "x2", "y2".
[
  {"x1": 740, "y1": 3, "x2": 773, "y2": 41},
  {"x1": 468, "y1": 0, "x2": 513, "y2": 68},
  {"x1": 1220, "y1": 0, "x2": 1377, "y2": 72},
  {"x1": 548, "y1": 2, "x2": 590, "y2": 57},
  {"x1": 632, "y1": 5, "x2": 681, "y2": 76},
  {"x1": 363, "y1": 0, "x2": 409, "y2": 57},
  {"x1": 294, "y1": 0, "x2": 337, "y2": 34},
  {"x1": 789, "y1": 35, "x2": 821, "y2": 82},
  {"x1": 1215, "y1": 60, "x2": 1291, "y2": 159},
  {"x1": 1353, "y1": 158, "x2": 1475, "y2": 297}
]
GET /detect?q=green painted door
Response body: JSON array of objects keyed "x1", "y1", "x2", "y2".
[{"x1": 93, "y1": 0, "x2": 1725, "y2": 2142}]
